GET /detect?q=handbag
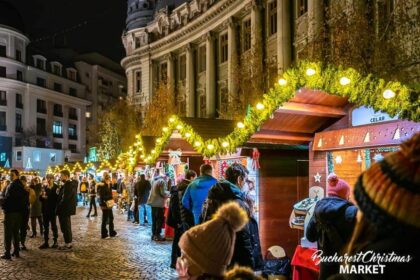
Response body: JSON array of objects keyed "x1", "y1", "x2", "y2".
[
  {"x1": 106, "y1": 199, "x2": 115, "y2": 209},
  {"x1": 263, "y1": 249, "x2": 291, "y2": 277},
  {"x1": 130, "y1": 200, "x2": 136, "y2": 212}
]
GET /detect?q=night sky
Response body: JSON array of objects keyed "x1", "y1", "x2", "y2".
[{"x1": 10, "y1": 0, "x2": 127, "y2": 63}]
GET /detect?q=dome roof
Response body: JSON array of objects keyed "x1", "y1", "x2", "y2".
[{"x1": 0, "y1": 1, "x2": 25, "y2": 32}]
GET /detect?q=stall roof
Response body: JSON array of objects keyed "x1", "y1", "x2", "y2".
[{"x1": 180, "y1": 118, "x2": 236, "y2": 141}]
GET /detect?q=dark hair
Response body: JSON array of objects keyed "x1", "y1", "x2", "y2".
[
  {"x1": 200, "y1": 164, "x2": 212, "y2": 176},
  {"x1": 10, "y1": 169, "x2": 19, "y2": 177},
  {"x1": 140, "y1": 174, "x2": 146, "y2": 181},
  {"x1": 19, "y1": 175, "x2": 27, "y2": 182},
  {"x1": 185, "y1": 170, "x2": 197, "y2": 180},
  {"x1": 60, "y1": 170, "x2": 70, "y2": 177},
  {"x1": 225, "y1": 163, "x2": 248, "y2": 185}
]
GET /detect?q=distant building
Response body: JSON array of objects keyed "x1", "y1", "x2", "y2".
[{"x1": 0, "y1": 0, "x2": 90, "y2": 169}]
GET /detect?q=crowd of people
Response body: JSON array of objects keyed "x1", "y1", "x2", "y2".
[{"x1": 0, "y1": 133, "x2": 418, "y2": 280}]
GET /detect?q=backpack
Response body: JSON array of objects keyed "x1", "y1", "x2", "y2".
[
  {"x1": 200, "y1": 182, "x2": 237, "y2": 223},
  {"x1": 80, "y1": 182, "x2": 87, "y2": 192}
]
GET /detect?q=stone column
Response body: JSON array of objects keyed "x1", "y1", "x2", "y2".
[
  {"x1": 167, "y1": 53, "x2": 175, "y2": 94},
  {"x1": 228, "y1": 17, "x2": 238, "y2": 97},
  {"x1": 308, "y1": 0, "x2": 324, "y2": 41},
  {"x1": 251, "y1": 0, "x2": 263, "y2": 47},
  {"x1": 277, "y1": 0, "x2": 292, "y2": 74},
  {"x1": 205, "y1": 32, "x2": 216, "y2": 118},
  {"x1": 186, "y1": 44, "x2": 195, "y2": 117}
]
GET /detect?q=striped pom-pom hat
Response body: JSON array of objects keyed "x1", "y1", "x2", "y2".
[{"x1": 354, "y1": 132, "x2": 420, "y2": 234}]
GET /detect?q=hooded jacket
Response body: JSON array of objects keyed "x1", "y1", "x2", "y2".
[
  {"x1": 181, "y1": 174, "x2": 217, "y2": 224},
  {"x1": 306, "y1": 196, "x2": 357, "y2": 280},
  {"x1": 56, "y1": 179, "x2": 78, "y2": 216},
  {"x1": 2, "y1": 179, "x2": 26, "y2": 214},
  {"x1": 201, "y1": 180, "x2": 264, "y2": 270}
]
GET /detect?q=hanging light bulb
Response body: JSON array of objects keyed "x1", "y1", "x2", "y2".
[
  {"x1": 237, "y1": 122, "x2": 245, "y2": 128},
  {"x1": 176, "y1": 124, "x2": 183, "y2": 130},
  {"x1": 383, "y1": 89, "x2": 395, "y2": 99},
  {"x1": 222, "y1": 141, "x2": 229, "y2": 148},
  {"x1": 339, "y1": 77, "x2": 351, "y2": 86},
  {"x1": 194, "y1": 141, "x2": 201, "y2": 147},
  {"x1": 256, "y1": 103, "x2": 265, "y2": 110},
  {"x1": 151, "y1": 150, "x2": 156, "y2": 154},
  {"x1": 278, "y1": 78, "x2": 287, "y2": 86},
  {"x1": 207, "y1": 144, "x2": 214, "y2": 150},
  {"x1": 306, "y1": 68, "x2": 316, "y2": 76},
  {"x1": 156, "y1": 138, "x2": 161, "y2": 143},
  {"x1": 169, "y1": 117, "x2": 175, "y2": 123},
  {"x1": 162, "y1": 127, "x2": 168, "y2": 132},
  {"x1": 185, "y1": 132, "x2": 191, "y2": 138}
]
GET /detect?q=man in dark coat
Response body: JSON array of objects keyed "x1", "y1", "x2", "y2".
[
  {"x1": 56, "y1": 170, "x2": 77, "y2": 250},
  {"x1": 1, "y1": 169, "x2": 26, "y2": 260},
  {"x1": 39, "y1": 174, "x2": 59, "y2": 249},
  {"x1": 201, "y1": 163, "x2": 264, "y2": 270},
  {"x1": 135, "y1": 174, "x2": 152, "y2": 225},
  {"x1": 306, "y1": 174, "x2": 357, "y2": 280},
  {"x1": 167, "y1": 170, "x2": 197, "y2": 268}
]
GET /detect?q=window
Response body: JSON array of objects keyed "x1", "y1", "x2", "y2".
[
  {"x1": 0, "y1": 152, "x2": 6, "y2": 161},
  {"x1": 16, "y1": 113, "x2": 22, "y2": 132},
  {"x1": 179, "y1": 55, "x2": 186, "y2": 80},
  {"x1": 15, "y1": 138, "x2": 22, "y2": 146},
  {"x1": 69, "y1": 144, "x2": 77, "y2": 153},
  {"x1": 16, "y1": 94, "x2": 23, "y2": 108},
  {"x1": 135, "y1": 71, "x2": 142, "y2": 92},
  {"x1": 36, "y1": 118, "x2": 46, "y2": 136},
  {"x1": 49, "y1": 152, "x2": 56, "y2": 162},
  {"x1": 36, "y1": 77, "x2": 46, "y2": 87},
  {"x1": 36, "y1": 59, "x2": 45, "y2": 70},
  {"x1": 220, "y1": 33, "x2": 228, "y2": 63},
  {"x1": 297, "y1": 0, "x2": 308, "y2": 17},
  {"x1": 69, "y1": 87, "x2": 77, "y2": 97},
  {"x1": 160, "y1": 63, "x2": 168, "y2": 83},
  {"x1": 53, "y1": 142, "x2": 62, "y2": 150},
  {"x1": 0, "y1": 45, "x2": 5, "y2": 57},
  {"x1": 16, "y1": 151, "x2": 22, "y2": 161},
  {"x1": 69, "y1": 108, "x2": 78, "y2": 120},
  {"x1": 17, "y1": 70, "x2": 23, "y2": 81},
  {"x1": 0, "y1": 111, "x2": 6, "y2": 131},
  {"x1": 243, "y1": 19, "x2": 251, "y2": 51},
  {"x1": 0, "y1": 91, "x2": 6, "y2": 105},
  {"x1": 15, "y1": 50, "x2": 22, "y2": 61},
  {"x1": 135, "y1": 37, "x2": 141, "y2": 48},
  {"x1": 53, "y1": 64, "x2": 61, "y2": 75},
  {"x1": 37, "y1": 99, "x2": 46, "y2": 114},
  {"x1": 54, "y1": 82, "x2": 62, "y2": 92},
  {"x1": 36, "y1": 139, "x2": 45, "y2": 148},
  {"x1": 68, "y1": 70, "x2": 76, "y2": 81},
  {"x1": 268, "y1": 1, "x2": 277, "y2": 36},
  {"x1": 0, "y1": 66, "x2": 5, "y2": 77},
  {"x1": 52, "y1": 121, "x2": 62, "y2": 136},
  {"x1": 53, "y1": 104, "x2": 63, "y2": 117},
  {"x1": 68, "y1": 124, "x2": 77, "y2": 140},
  {"x1": 33, "y1": 151, "x2": 41, "y2": 162},
  {"x1": 198, "y1": 45, "x2": 206, "y2": 73}
]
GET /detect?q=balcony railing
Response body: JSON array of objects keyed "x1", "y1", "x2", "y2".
[
  {"x1": 69, "y1": 114, "x2": 78, "y2": 120},
  {"x1": 69, "y1": 134, "x2": 78, "y2": 140},
  {"x1": 16, "y1": 102, "x2": 23, "y2": 109},
  {"x1": 37, "y1": 108, "x2": 47, "y2": 114},
  {"x1": 53, "y1": 133, "x2": 63, "y2": 138},
  {"x1": 54, "y1": 111, "x2": 63, "y2": 117}
]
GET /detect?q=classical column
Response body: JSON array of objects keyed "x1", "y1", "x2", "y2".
[
  {"x1": 251, "y1": 0, "x2": 263, "y2": 47},
  {"x1": 228, "y1": 17, "x2": 238, "y2": 97},
  {"x1": 167, "y1": 53, "x2": 175, "y2": 94},
  {"x1": 277, "y1": 0, "x2": 292, "y2": 74},
  {"x1": 308, "y1": 0, "x2": 324, "y2": 41},
  {"x1": 205, "y1": 32, "x2": 216, "y2": 118},
  {"x1": 186, "y1": 44, "x2": 195, "y2": 117}
]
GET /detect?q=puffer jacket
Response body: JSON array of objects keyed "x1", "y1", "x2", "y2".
[
  {"x1": 306, "y1": 196, "x2": 357, "y2": 280},
  {"x1": 201, "y1": 180, "x2": 263, "y2": 270},
  {"x1": 147, "y1": 178, "x2": 168, "y2": 208}
]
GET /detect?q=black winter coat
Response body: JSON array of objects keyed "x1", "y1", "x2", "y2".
[
  {"x1": 134, "y1": 179, "x2": 152, "y2": 204},
  {"x1": 202, "y1": 180, "x2": 263, "y2": 270},
  {"x1": 167, "y1": 180, "x2": 195, "y2": 232},
  {"x1": 306, "y1": 197, "x2": 357, "y2": 280},
  {"x1": 97, "y1": 182, "x2": 113, "y2": 208},
  {"x1": 56, "y1": 180, "x2": 77, "y2": 216},
  {"x1": 2, "y1": 179, "x2": 27, "y2": 214},
  {"x1": 40, "y1": 184, "x2": 59, "y2": 217}
]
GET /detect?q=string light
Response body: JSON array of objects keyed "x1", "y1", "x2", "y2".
[
  {"x1": 194, "y1": 141, "x2": 201, "y2": 147},
  {"x1": 339, "y1": 77, "x2": 351, "y2": 85},
  {"x1": 162, "y1": 127, "x2": 168, "y2": 132},
  {"x1": 176, "y1": 124, "x2": 183, "y2": 130},
  {"x1": 222, "y1": 142, "x2": 229, "y2": 148},
  {"x1": 185, "y1": 132, "x2": 191, "y2": 138},
  {"x1": 256, "y1": 103, "x2": 265, "y2": 110},
  {"x1": 278, "y1": 78, "x2": 287, "y2": 86},
  {"x1": 383, "y1": 89, "x2": 395, "y2": 99},
  {"x1": 237, "y1": 122, "x2": 245, "y2": 128},
  {"x1": 169, "y1": 117, "x2": 175, "y2": 123},
  {"x1": 306, "y1": 68, "x2": 316, "y2": 76},
  {"x1": 207, "y1": 144, "x2": 214, "y2": 150}
]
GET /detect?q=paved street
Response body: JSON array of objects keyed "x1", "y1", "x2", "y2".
[{"x1": 0, "y1": 206, "x2": 177, "y2": 280}]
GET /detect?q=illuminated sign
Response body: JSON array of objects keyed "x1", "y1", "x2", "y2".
[{"x1": 351, "y1": 106, "x2": 398, "y2": 127}]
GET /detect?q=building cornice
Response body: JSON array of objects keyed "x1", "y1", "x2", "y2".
[{"x1": 0, "y1": 26, "x2": 30, "y2": 43}]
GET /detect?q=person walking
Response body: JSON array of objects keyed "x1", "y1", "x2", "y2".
[
  {"x1": 167, "y1": 170, "x2": 197, "y2": 268},
  {"x1": 177, "y1": 201, "x2": 249, "y2": 279},
  {"x1": 201, "y1": 163, "x2": 264, "y2": 270},
  {"x1": 306, "y1": 174, "x2": 357, "y2": 280},
  {"x1": 97, "y1": 172, "x2": 117, "y2": 239},
  {"x1": 79, "y1": 177, "x2": 89, "y2": 206},
  {"x1": 86, "y1": 174, "x2": 97, "y2": 218},
  {"x1": 19, "y1": 176, "x2": 30, "y2": 251},
  {"x1": 29, "y1": 177, "x2": 43, "y2": 238},
  {"x1": 56, "y1": 170, "x2": 77, "y2": 250},
  {"x1": 147, "y1": 177, "x2": 169, "y2": 241},
  {"x1": 39, "y1": 174, "x2": 59, "y2": 249},
  {"x1": 181, "y1": 164, "x2": 217, "y2": 225},
  {"x1": 1, "y1": 169, "x2": 26, "y2": 260},
  {"x1": 134, "y1": 174, "x2": 152, "y2": 225}
]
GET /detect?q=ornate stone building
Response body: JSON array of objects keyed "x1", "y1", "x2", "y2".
[{"x1": 122, "y1": 0, "x2": 296, "y2": 119}]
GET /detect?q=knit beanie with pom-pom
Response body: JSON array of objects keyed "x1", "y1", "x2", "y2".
[
  {"x1": 178, "y1": 201, "x2": 249, "y2": 277},
  {"x1": 327, "y1": 173, "x2": 351, "y2": 200}
]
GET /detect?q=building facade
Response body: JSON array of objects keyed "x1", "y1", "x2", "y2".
[{"x1": 0, "y1": 9, "x2": 91, "y2": 166}]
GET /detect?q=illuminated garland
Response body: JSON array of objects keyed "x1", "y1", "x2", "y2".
[{"x1": 47, "y1": 61, "x2": 418, "y2": 173}]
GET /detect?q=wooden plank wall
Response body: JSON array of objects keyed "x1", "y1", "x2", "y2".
[
  {"x1": 259, "y1": 149, "x2": 309, "y2": 257},
  {"x1": 308, "y1": 143, "x2": 328, "y2": 192}
]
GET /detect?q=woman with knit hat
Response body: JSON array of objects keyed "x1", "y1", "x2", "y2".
[
  {"x1": 306, "y1": 173, "x2": 357, "y2": 280},
  {"x1": 177, "y1": 201, "x2": 249, "y2": 279},
  {"x1": 331, "y1": 133, "x2": 420, "y2": 280}
]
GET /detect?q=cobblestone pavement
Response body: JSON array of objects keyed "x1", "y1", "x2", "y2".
[{"x1": 0, "y1": 206, "x2": 178, "y2": 280}]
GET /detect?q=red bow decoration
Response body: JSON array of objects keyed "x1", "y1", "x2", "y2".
[{"x1": 252, "y1": 148, "x2": 261, "y2": 170}]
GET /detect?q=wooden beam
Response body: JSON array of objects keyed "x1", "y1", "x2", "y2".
[
  {"x1": 250, "y1": 131, "x2": 313, "y2": 143},
  {"x1": 276, "y1": 102, "x2": 347, "y2": 118}
]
